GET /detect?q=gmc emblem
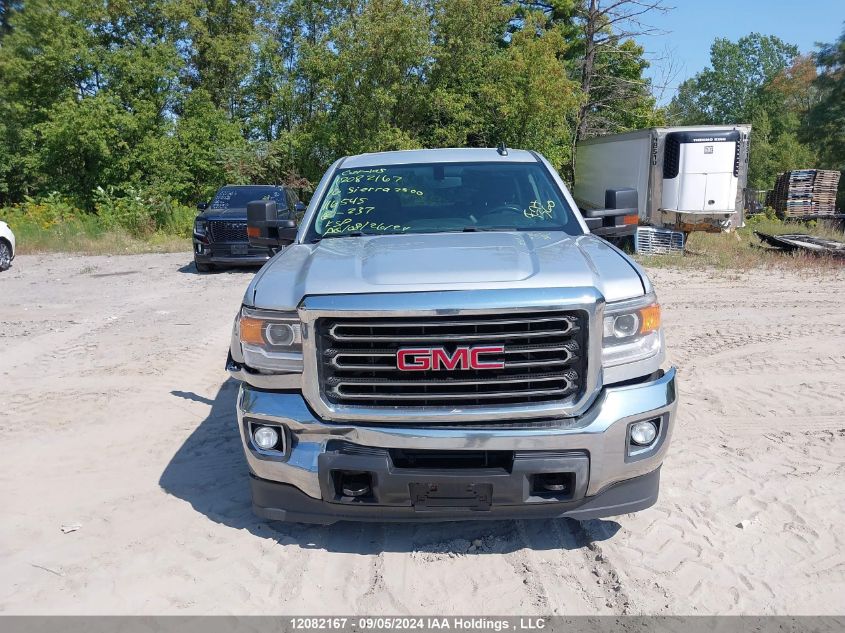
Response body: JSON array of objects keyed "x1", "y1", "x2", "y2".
[{"x1": 396, "y1": 346, "x2": 505, "y2": 371}]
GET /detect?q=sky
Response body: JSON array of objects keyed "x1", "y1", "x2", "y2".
[{"x1": 635, "y1": 0, "x2": 845, "y2": 105}]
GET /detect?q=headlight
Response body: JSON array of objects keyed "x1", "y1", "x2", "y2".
[
  {"x1": 602, "y1": 294, "x2": 662, "y2": 367},
  {"x1": 238, "y1": 307, "x2": 303, "y2": 373},
  {"x1": 194, "y1": 219, "x2": 207, "y2": 236}
]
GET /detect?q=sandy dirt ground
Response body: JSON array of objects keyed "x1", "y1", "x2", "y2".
[{"x1": 0, "y1": 252, "x2": 843, "y2": 615}]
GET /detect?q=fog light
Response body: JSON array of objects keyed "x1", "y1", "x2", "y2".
[
  {"x1": 253, "y1": 425, "x2": 280, "y2": 450},
  {"x1": 630, "y1": 420, "x2": 658, "y2": 446}
]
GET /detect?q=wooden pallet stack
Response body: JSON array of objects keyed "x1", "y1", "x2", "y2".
[{"x1": 767, "y1": 169, "x2": 841, "y2": 218}]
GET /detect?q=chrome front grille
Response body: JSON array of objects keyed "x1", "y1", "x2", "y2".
[
  {"x1": 209, "y1": 220, "x2": 247, "y2": 243},
  {"x1": 316, "y1": 311, "x2": 587, "y2": 408}
]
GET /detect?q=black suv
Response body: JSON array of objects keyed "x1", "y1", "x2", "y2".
[{"x1": 193, "y1": 185, "x2": 303, "y2": 272}]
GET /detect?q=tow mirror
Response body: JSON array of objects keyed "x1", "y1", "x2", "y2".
[
  {"x1": 581, "y1": 188, "x2": 639, "y2": 237},
  {"x1": 604, "y1": 188, "x2": 637, "y2": 212},
  {"x1": 583, "y1": 188, "x2": 638, "y2": 222},
  {"x1": 583, "y1": 188, "x2": 638, "y2": 219},
  {"x1": 247, "y1": 200, "x2": 297, "y2": 250}
]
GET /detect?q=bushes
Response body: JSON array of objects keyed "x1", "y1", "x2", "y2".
[
  {"x1": 3, "y1": 193, "x2": 99, "y2": 239},
  {"x1": 1, "y1": 188, "x2": 195, "y2": 254},
  {"x1": 93, "y1": 187, "x2": 195, "y2": 238},
  {"x1": 744, "y1": 207, "x2": 782, "y2": 227}
]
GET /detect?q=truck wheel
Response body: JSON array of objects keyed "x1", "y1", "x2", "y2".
[
  {"x1": 0, "y1": 241, "x2": 11, "y2": 271},
  {"x1": 195, "y1": 261, "x2": 214, "y2": 273}
]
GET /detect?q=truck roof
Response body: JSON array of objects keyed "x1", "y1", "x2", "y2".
[
  {"x1": 341, "y1": 147, "x2": 538, "y2": 168},
  {"x1": 577, "y1": 124, "x2": 752, "y2": 146}
]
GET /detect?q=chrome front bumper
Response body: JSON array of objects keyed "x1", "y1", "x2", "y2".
[{"x1": 236, "y1": 368, "x2": 677, "y2": 521}]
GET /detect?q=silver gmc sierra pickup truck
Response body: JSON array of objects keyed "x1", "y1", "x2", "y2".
[{"x1": 227, "y1": 148, "x2": 677, "y2": 524}]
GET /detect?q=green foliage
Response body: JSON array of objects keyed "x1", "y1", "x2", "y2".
[
  {"x1": 4, "y1": 193, "x2": 87, "y2": 231},
  {"x1": 585, "y1": 39, "x2": 663, "y2": 134},
  {"x1": 804, "y1": 28, "x2": 845, "y2": 176},
  {"x1": 93, "y1": 187, "x2": 195, "y2": 238},
  {"x1": 669, "y1": 33, "x2": 799, "y2": 125},
  {"x1": 3, "y1": 188, "x2": 193, "y2": 251},
  {"x1": 480, "y1": 13, "x2": 581, "y2": 168},
  {"x1": 747, "y1": 108, "x2": 817, "y2": 190},
  {"x1": 744, "y1": 208, "x2": 781, "y2": 227},
  {"x1": 418, "y1": 0, "x2": 514, "y2": 147},
  {"x1": 0, "y1": 0, "x2": 667, "y2": 243}
]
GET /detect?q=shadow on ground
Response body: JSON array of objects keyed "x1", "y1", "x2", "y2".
[
  {"x1": 176, "y1": 261, "x2": 263, "y2": 275},
  {"x1": 159, "y1": 380, "x2": 622, "y2": 554}
]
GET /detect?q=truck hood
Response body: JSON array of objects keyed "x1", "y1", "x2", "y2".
[
  {"x1": 198, "y1": 208, "x2": 248, "y2": 221},
  {"x1": 246, "y1": 231, "x2": 647, "y2": 309}
]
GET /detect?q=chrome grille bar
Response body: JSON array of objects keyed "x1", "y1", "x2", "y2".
[
  {"x1": 327, "y1": 329, "x2": 575, "y2": 342},
  {"x1": 332, "y1": 388, "x2": 572, "y2": 401},
  {"x1": 327, "y1": 372, "x2": 576, "y2": 387},
  {"x1": 329, "y1": 315, "x2": 577, "y2": 330}
]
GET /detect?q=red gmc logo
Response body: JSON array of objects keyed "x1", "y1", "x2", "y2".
[{"x1": 396, "y1": 346, "x2": 505, "y2": 371}]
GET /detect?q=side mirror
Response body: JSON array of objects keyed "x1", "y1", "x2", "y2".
[
  {"x1": 197, "y1": 202, "x2": 209, "y2": 211},
  {"x1": 604, "y1": 188, "x2": 637, "y2": 211},
  {"x1": 294, "y1": 201, "x2": 306, "y2": 213},
  {"x1": 581, "y1": 188, "x2": 639, "y2": 239},
  {"x1": 583, "y1": 188, "x2": 638, "y2": 219},
  {"x1": 247, "y1": 200, "x2": 297, "y2": 250}
]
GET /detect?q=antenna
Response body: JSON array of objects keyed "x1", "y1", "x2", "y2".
[{"x1": 497, "y1": 141, "x2": 508, "y2": 156}]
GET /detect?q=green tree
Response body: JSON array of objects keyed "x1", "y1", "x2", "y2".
[
  {"x1": 746, "y1": 108, "x2": 816, "y2": 190},
  {"x1": 0, "y1": 0, "x2": 184, "y2": 205},
  {"x1": 514, "y1": 0, "x2": 667, "y2": 179},
  {"x1": 419, "y1": 0, "x2": 513, "y2": 148},
  {"x1": 582, "y1": 38, "x2": 663, "y2": 136},
  {"x1": 668, "y1": 33, "x2": 799, "y2": 125},
  {"x1": 481, "y1": 12, "x2": 581, "y2": 169},
  {"x1": 170, "y1": 0, "x2": 260, "y2": 118},
  {"x1": 305, "y1": 0, "x2": 431, "y2": 157},
  {"x1": 167, "y1": 90, "x2": 247, "y2": 202},
  {"x1": 666, "y1": 33, "x2": 815, "y2": 192},
  {"x1": 805, "y1": 26, "x2": 845, "y2": 171}
]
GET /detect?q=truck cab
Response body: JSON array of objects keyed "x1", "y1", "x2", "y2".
[{"x1": 228, "y1": 148, "x2": 677, "y2": 524}]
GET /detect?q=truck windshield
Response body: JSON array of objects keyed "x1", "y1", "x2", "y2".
[
  {"x1": 308, "y1": 162, "x2": 582, "y2": 239},
  {"x1": 210, "y1": 186, "x2": 286, "y2": 210}
]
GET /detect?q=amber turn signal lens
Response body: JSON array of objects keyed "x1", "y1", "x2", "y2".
[
  {"x1": 638, "y1": 304, "x2": 661, "y2": 334},
  {"x1": 239, "y1": 316, "x2": 265, "y2": 345},
  {"x1": 247, "y1": 227, "x2": 260, "y2": 238},
  {"x1": 622, "y1": 214, "x2": 639, "y2": 226}
]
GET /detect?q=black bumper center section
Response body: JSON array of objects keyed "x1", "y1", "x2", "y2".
[
  {"x1": 250, "y1": 467, "x2": 661, "y2": 524},
  {"x1": 318, "y1": 442, "x2": 590, "y2": 508}
]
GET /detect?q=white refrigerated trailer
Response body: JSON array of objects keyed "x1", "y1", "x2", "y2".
[{"x1": 574, "y1": 125, "x2": 751, "y2": 232}]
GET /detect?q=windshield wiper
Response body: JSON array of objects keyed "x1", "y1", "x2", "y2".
[
  {"x1": 462, "y1": 226, "x2": 519, "y2": 232},
  {"x1": 311, "y1": 232, "x2": 364, "y2": 242}
]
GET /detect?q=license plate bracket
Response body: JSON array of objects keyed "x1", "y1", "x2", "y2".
[
  {"x1": 231, "y1": 244, "x2": 249, "y2": 255},
  {"x1": 409, "y1": 482, "x2": 493, "y2": 511}
]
